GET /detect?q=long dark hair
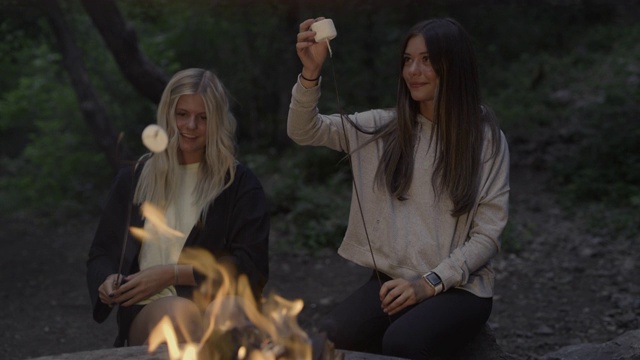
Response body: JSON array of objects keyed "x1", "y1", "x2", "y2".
[{"x1": 354, "y1": 18, "x2": 501, "y2": 217}]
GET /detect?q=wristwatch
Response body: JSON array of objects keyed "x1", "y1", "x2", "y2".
[{"x1": 423, "y1": 271, "x2": 444, "y2": 295}]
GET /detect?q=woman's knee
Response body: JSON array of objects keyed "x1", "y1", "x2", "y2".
[{"x1": 129, "y1": 297, "x2": 203, "y2": 346}]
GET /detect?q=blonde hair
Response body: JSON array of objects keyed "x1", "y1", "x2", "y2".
[{"x1": 134, "y1": 68, "x2": 237, "y2": 217}]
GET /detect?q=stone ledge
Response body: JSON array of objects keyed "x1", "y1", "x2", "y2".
[
  {"x1": 27, "y1": 324, "x2": 512, "y2": 360},
  {"x1": 27, "y1": 328, "x2": 640, "y2": 360},
  {"x1": 540, "y1": 329, "x2": 640, "y2": 360},
  {"x1": 28, "y1": 345, "x2": 163, "y2": 360},
  {"x1": 28, "y1": 345, "x2": 405, "y2": 360}
]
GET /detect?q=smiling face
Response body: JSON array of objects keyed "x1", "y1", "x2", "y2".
[
  {"x1": 402, "y1": 35, "x2": 439, "y2": 120},
  {"x1": 175, "y1": 94, "x2": 207, "y2": 164}
]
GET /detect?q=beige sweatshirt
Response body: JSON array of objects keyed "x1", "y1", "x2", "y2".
[{"x1": 287, "y1": 77, "x2": 510, "y2": 297}]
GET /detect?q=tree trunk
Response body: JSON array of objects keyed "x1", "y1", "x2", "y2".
[
  {"x1": 79, "y1": 0, "x2": 169, "y2": 104},
  {"x1": 41, "y1": 0, "x2": 132, "y2": 171}
]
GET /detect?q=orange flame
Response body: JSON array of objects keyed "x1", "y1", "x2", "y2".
[
  {"x1": 129, "y1": 202, "x2": 184, "y2": 243},
  {"x1": 132, "y1": 202, "x2": 312, "y2": 359}
]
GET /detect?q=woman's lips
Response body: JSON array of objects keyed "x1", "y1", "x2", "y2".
[{"x1": 409, "y1": 82, "x2": 427, "y2": 88}]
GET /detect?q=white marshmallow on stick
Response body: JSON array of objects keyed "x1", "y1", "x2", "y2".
[
  {"x1": 141, "y1": 124, "x2": 168, "y2": 153},
  {"x1": 310, "y1": 19, "x2": 337, "y2": 57}
]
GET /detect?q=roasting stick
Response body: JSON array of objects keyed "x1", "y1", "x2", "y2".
[
  {"x1": 312, "y1": 19, "x2": 386, "y2": 293},
  {"x1": 114, "y1": 125, "x2": 168, "y2": 289}
]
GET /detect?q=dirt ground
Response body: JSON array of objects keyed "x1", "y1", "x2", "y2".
[{"x1": 1, "y1": 158, "x2": 638, "y2": 360}]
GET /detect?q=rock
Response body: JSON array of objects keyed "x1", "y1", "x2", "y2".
[
  {"x1": 341, "y1": 350, "x2": 406, "y2": 359},
  {"x1": 541, "y1": 329, "x2": 640, "y2": 360},
  {"x1": 448, "y1": 324, "x2": 517, "y2": 360},
  {"x1": 342, "y1": 324, "x2": 517, "y2": 360},
  {"x1": 27, "y1": 345, "x2": 165, "y2": 360},
  {"x1": 327, "y1": 324, "x2": 516, "y2": 360},
  {"x1": 534, "y1": 324, "x2": 555, "y2": 336}
]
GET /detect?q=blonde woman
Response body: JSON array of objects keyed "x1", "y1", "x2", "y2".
[{"x1": 87, "y1": 68, "x2": 269, "y2": 347}]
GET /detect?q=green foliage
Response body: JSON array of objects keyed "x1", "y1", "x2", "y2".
[
  {"x1": 1, "y1": 0, "x2": 638, "y2": 250},
  {"x1": 66, "y1": 5, "x2": 172, "y2": 155},
  {"x1": 0, "y1": 55, "x2": 111, "y2": 215},
  {"x1": 242, "y1": 147, "x2": 351, "y2": 252},
  {"x1": 484, "y1": 21, "x2": 640, "y2": 240},
  {"x1": 555, "y1": 101, "x2": 640, "y2": 208},
  {"x1": 551, "y1": 25, "x2": 640, "y2": 213},
  {"x1": 0, "y1": 2, "x2": 173, "y2": 217}
]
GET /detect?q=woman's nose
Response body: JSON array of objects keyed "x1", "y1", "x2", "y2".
[
  {"x1": 408, "y1": 62, "x2": 420, "y2": 75},
  {"x1": 186, "y1": 116, "x2": 197, "y2": 129}
]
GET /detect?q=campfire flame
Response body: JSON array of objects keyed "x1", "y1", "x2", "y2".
[
  {"x1": 129, "y1": 202, "x2": 185, "y2": 242},
  {"x1": 130, "y1": 202, "x2": 312, "y2": 360}
]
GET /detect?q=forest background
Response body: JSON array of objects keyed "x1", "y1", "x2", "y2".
[
  {"x1": 2, "y1": 0, "x2": 638, "y2": 249},
  {"x1": 0, "y1": 0, "x2": 638, "y2": 359}
]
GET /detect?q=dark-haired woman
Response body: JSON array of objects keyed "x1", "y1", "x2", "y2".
[{"x1": 288, "y1": 18, "x2": 509, "y2": 358}]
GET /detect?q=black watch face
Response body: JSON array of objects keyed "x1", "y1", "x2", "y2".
[{"x1": 426, "y1": 273, "x2": 441, "y2": 285}]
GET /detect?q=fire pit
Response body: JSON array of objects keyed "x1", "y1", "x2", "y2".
[{"x1": 28, "y1": 344, "x2": 409, "y2": 360}]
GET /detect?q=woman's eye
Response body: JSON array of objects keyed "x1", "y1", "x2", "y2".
[
  {"x1": 403, "y1": 56, "x2": 411, "y2": 64},
  {"x1": 176, "y1": 112, "x2": 186, "y2": 117},
  {"x1": 422, "y1": 56, "x2": 430, "y2": 63},
  {"x1": 199, "y1": 115, "x2": 207, "y2": 121}
]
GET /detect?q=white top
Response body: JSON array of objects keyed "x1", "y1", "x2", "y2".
[{"x1": 137, "y1": 163, "x2": 200, "y2": 304}]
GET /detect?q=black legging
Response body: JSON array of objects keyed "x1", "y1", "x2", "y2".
[{"x1": 318, "y1": 271, "x2": 492, "y2": 359}]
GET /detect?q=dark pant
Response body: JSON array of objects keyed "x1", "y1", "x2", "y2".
[
  {"x1": 114, "y1": 304, "x2": 145, "y2": 347},
  {"x1": 318, "y1": 272, "x2": 492, "y2": 359}
]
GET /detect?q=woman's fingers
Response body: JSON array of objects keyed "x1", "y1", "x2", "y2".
[
  {"x1": 295, "y1": 17, "x2": 330, "y2": 75},
  {"x1": 98, "y1": 274, "x2": 119, "y2": 304},
  {"x1": 380, "y1": 279, "x2": 424, "y2": 315},
  {"x1": 384, "y1": 292, "x2": 410, "y2": 315},
  {"x1": 299, "y1": 17, "x2": 324, "y2": 33}
]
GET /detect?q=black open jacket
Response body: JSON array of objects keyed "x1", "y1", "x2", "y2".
[{"x1": 86, "y1": 160, "x2": 270, "y2": 327}]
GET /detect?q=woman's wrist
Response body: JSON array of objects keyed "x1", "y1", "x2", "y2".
[
  {"x1": 300, "y1": 73, "x2": 320, "y2": 82},
  {"x1": 423, "y1": 271, "x2": 444, "y2": 296},
  {"x1": 299, "y1": 70, "x2": 320, "y2": 88}
]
